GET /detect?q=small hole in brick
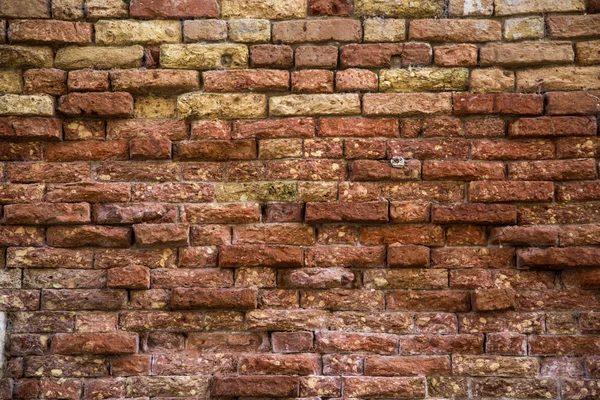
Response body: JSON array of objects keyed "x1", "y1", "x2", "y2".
[
  {"x1": 391, "y1": 55, "x2": 403, "y2": 68},
  {"x1": 221, "y1": 55, "x2": 232, "y2": 67}
]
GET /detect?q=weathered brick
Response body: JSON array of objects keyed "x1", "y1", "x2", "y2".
[
  {"x1": 203, "y1": 69, "x2": 288, "y2": 92},
  {"x1": 47, "y1": 225, "x2": 131, "y2": 248},
  {"x1": 24, "y1": 69, "x2": 67, "y2": 95},
  {"x1": 214, "y1": 376, "x2": 298, "y2": 397},
  {"x1": 251, "y1": 44, "x2": 294, "y2": 68},
  {"x1": 344, "y1": 377, "x2": 426, "y2": 398},
  {"x1": 55, "y1": 46, "x2": 144, "y2": 69},
  {"x1": 9, "y1": 20, "x2": 91, "y2": 44},
  {"x1": 0, "y1": 94, "x2": 54, "y2": 117},
  {"x1": 270, "y1": 94, "x2": 360, "y2": 116},
  {"x1": 0, "y1": 0, "x2": 50, "y2": 18},
  {"x1": 364, "y1": 93, "x2": 452, "y2": 116},
  {"x1": 518, "y1": 67, "x2": 600, "y2": 92},
  {"x1": 161, "y1": 43, "x2": 248, "y2": 70},
  {"x1": 471, "y1": 69, "x2": 516, "y2": 94},
  {"x1": 410, "y1": 19, "x2": 501, "y2": 42},
  {"x1": 130, "y1": 0, "x2": 217, "y2": 17},
  {"x1": 58, "y1": 92, "x2": 133, "y2": 118},
  {"x1": 355, "y1": 0, "x2": 443, "y2": 17},
  {"x1": 110, "y1": 69, "x2": 198, "y2": 94},
  {"x1": 273, "y1": 19, "x2": 361, "y2": 43},
  {"x1": 229, "y1": 19, "x2": 270, "y2": 43},
  {"x1": 547, "y1": 14, "x2": 600, "y2": 38},
  {"x1": 178, "y1": 93, "x2": 266, "y2": 119},
  {"x1": 0, "y1": 45, "x2": 53, "y2": 68}
]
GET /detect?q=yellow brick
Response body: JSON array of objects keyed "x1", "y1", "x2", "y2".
[
  {"x1": 178, "y1": 93, "x2": 267, "y2": 119},
  {"x1": 355, "y1": 0, "x2": 444, "y2": 17},
  {"x1": 228, "y1": 19, "x2": 271, "y2": 43},
  {"x1": 86, "y1": 0, "x2": 128, "y2": 19},
  {"x1": 222, "y1": 0, "x2": 306, "y2": 19},
  {"x1": 480, "y1": 42, "x2": 574, "y2": 66},
  {"x1": 134, "y1": 96, "x2": 177, "y2": 118},
  {"x1": 215, "y1": 182, "x2": 296, "y2": 202},
  {"x1": 0, "y1": 94, "x2": 54, "y2": 116},
  {"x1": 0, "y1": 70, "x2": 23, "y2": 93},
  {"x1": 269, "y1": 94, "x2": 361, "y2": 116},
  {"x1": 470, "y1": 69, "x2": 515, "y2": 93},
  {"x1": 95, "y1": 20, "x2": 181, "y2": 45},
  {"x1": 576, "y1": 41, "x2": 600, "y2": 66},
  {"x1": 55, "y1": 46, "x2": 144, "y2": 69},
  {"x1": 160, "y1": 44, "x2": 248, "y2": 69},
  {"x1": 517, "y1": 66, "x2": 600, "y2": 92},
  {"x1": 380, "y1": 68, "x2": 469, "y2": 92},
  {"x1": 504, "y1": 17, "x2": 545, "y2": 41}
]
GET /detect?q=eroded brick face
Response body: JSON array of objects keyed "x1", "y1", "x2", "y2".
[{"x1": 0, "y1": 0, "x2": 599, "y2": 398}]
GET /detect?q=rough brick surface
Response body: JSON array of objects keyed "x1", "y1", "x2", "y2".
[{"x1": 0, "y1": 2, "x2": 599, "y2": 399}]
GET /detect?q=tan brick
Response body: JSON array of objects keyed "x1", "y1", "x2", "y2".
[
  {"x1": 0, "y1": 0, "x2": 50, "y2": 18},
  {"x1": 134, "y1": 96, "x2": 176, "y2": 119},
  {"x1": 52, "y1": 0, "x2": 84, "y2": 20},
  {"x1": 0, "y1": 70, "x2": 23, "y2": 93},
  {"x1": 160, "y1": 44, "x2": 248, "y2": 69},
  {"x1": 0, "y1": 94, "x2": 54, "y2": 117},
  {"x1": 480, "y1": 42, "x2": 574, "y2": 66},
  {"x1": 183, "y1": 20, "x2": 227, "y2": 42},
  {"x1": 270, "y1": 94, "x2": 361, "y2": 116},
  {"x1": 273, "y1": 19, "x2": 361, "y2": 43},
  {"x1": 495, "y1": 0, "x2": 585, "y2": 16},
  {"x1": 228, "y1": 19, "x2": 270, "y2": 43},
  {"x1": 363, "y1": 18, "x2": 406, "y2": 42},
  {"x1": 355, "y1": 0, "x2": 444, "y2": 17},
  {"x1": 86, "y1": 0, "x2": 129, "y2": 19},
  {"x1": 0, "y1": 45, "x2": 53, "y2": 68},
  {"x1": 55, "y1": 46, "x2": 144, "y2": 69},
  {"x1": 577, "y1": 41, "x2": 600, "y2": 66},
  {"x1": 504, "y1": 17, "x2": 545, "y2": 41},
  {"x1": 380, "y1": 68, "x2": 469, "y2": 92},
  {"x1": 221, "y1": 0, "x2": 307, "y2": 19},
  {"x1": 471, "y1": 69, "x2": 515, "y2": 93},
  {"x1": 410, "y1": 19, "x2": 501, "y2": 42},
  {"x1": 363, "y1": 93, "x2": 452, "y2": 116},
  {"x1": 517, "y1": 67, "x2": 600, "y2": 92},
  {"x1": 178, "y1": 93, "x2": 267, "y2": 119},
  {"x1": 95, "y1": 20, "x2": 181, "y2": 45}
]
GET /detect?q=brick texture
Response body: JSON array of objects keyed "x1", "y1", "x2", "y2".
[{"x1": 0, "y1": 1, "x2": 599, "y2": 399}]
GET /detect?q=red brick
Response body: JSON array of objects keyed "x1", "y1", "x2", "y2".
[
  {"x1": 46, "y1": 141, "x2": 129, "y2": 162},
  {"x1": 323, "y1": 354, "x2": 364, "y2": 375},
  {"x1": 490, "y1": 226, "x2": 558, "y2": 246},
  {"x1": 464, "y1": 117, "x2": 506, "y2": 137},
  {"x1": 107, "y1": 120, "x2": 188, "y2": 141},
  {"x1": 52, "y1": 333, "x2": 137, "y2": 355},
  {"x1": 7, "y1": 247, "x2": 92, "y2": 269},
  {"x1": 446, "y1": 225, "x2": 487, "y2": 246},
  {"x1": 84, "y1": 378, "x2": 125, "y2": 400},
  {"x1": 234, "y1": 117, "x2": 314, "y2": 139},
  {"x1": 203, "y1": 70, "x2": 289, "y2": 92},
  {"x1": 306, "y1": 201, "x2": 388, "y2": 223},
  {"x1": 7, "y1": 162, "x2": 90, "y2": 183},
  {"x1": 388, "y1": 245, "x2": 430, "y2": 268},
  {"x1": 423, "y1": 161, "x2": 505, "y2": 180},
  {"x1": 361, "y1": 224, "x2": 444, "y2": 246},
  {"x1": 273, "y1": 19, "x2": 361, "y2": 43},
  {"x1": 133, "y1": 223, "x2": 189, "y2": 247},
  {"x1": 292, "y1": 69, "x2": 333, "y2": 93},
  {"x1": 469, "y1": 181, "x2": 554, "y2": 202},
  {"x1": 387, "y1": 290, "x2": 470, "y2": 312},
  {"x1": 530, "y1": 335, "x2": 600, "y2": 356},
  {"x1": 336, "y1": 68, "x2": 378, "y2": 92},
  {"x1": 129, "y1": 136, "x2": 171, "y2": 160},
  {"x1": 473, "y1": 288, "x2": 516, "y2": 311},
  {"x1": 175, "y1": 140, "x2": 256, "y2": 161},
  {"x1": 47, "y1": 225, "x2": 131, "y2": 248},
  {"x1": 279, "y1": 268, "x2": 355, "y2": 289},
  {"x1": 547, "y1": 91, "x2": 600, "y2": 115},
  {"x1": 43, "y1": 289, "x2": 127, "y2": 311},
  {"x1": 0, "y1": 117, "x2": 61, "y2": 141},
  {"x1": 182, "y1": 203, "x2": 261, "y2": 224},
  {"x1": 434, "y1": 44, "x2": 478, "y2": 66},
  {"x1": 39, "y1": 378, "x2": 81, "y2": 400},
  {"x1": 3, "y1": 202, "x2": 90, "y2": 225},
  {"x1": 0, "y1": 183, "x2": 44, "y2": 203},
  {"x1": 320, "y1": 117, "x2": 398, "y2": 137},
  {"x1": 130, "y1": 0, "x2": 218, "y2": 18},
  {"x1": 401, "y1": 334, "x2": 484, "y2": 355},
  {"x1": 510, "y1": 159, "x2": 597, "y2": 181},
  {"x1": 110, "y1": 69, "x2": 199, "y2": 94},
  {"x1": 340, "y1": 44, "x2": 404, "y2": 68},
  {"x1": 557, "y1": 181, "x2": 600, "y2": 202},
  {"x1": 213, "y1": 376, "x2": 298, "y2": 397},
  {"x1": 219, "y1": 245, "x2": 303, "y2": 268},
  {"x1": 316, "y1": 331, "x2": 398, "y2": 354},
  {"x1": 23, "y1": 68, "x2": 67, "y2": 95},
  {"x1": 295, "y1": 46, "x2": 338, "y2": 68},
  {"x1": 58, "y1": 92, "x2": 134, "y2": 118},
  {"x1": 171, "y1": 288, "x2": 257, "y2": 309},
  {"x1": 509, "y1": 116, "x2": 597, "y2": 138},
  {"x1": 432, "y1": 204, "x2": 516, "y2": 225},
  {"x1": 239, "y1": 353, "x2": 319, "y2": 375},
  {"x1": 107, "y1": 265, "x2": 150, "y2": 289},
  {"x1": 390, "y1": 138, "x2": 469, "y2": 159},
  {"x1": 473, "y1": 139, "x2": 555, "y2": 160},
  {"x1": 306, "y1": 246, "x2": 385, "y2": 268},
  {"x1": 366, "y1": 355, "x2": 451, "y2": 376},
  {"x1": 519, "y1": 247, "x2": 600, "y2": 269},
  {"x1": 559, "y1": 224, "x2": 600, "y2": 246},
  {"x1": 0, "y1": 225, "x2": 44, "y2": 246},
  {"x1": 0, "y1": 142, "x2": 43, "y2": 161},
  {"x1": 486, "y1": 333, "x2": 527, "y2": 355},
  {"x1": 266, "y1": 159, "x2": 346, "y2": 181},
  {"x1": 63, "y1": 120, "x2": 105, "y2": 140},
  {"x1": 8, "y1": 20, "x2": 91, "y2": 44},
  {"x1": 250, "y1": 45, "x2": 294, "y2": 68},
  {"x1": 68, "y1": 70, "x2": 109, "y2": 92},
  {"x1": 432, "y1": 248, "x2": 515, "y2": 269},
  {"x1": 343, "y1": 377, "x2": 425, "y2": 398},
  {"x1": 0, "y1": 0, "x2": 50, "y2": 18},
  {"x1": 547, "y1": 15, "x2": 600, "y2": 38},
  {"x1": 309, "y1": 0, "x2": 350, "y2": 15},
  {"x1": 591, "y1": 0, "x2": 600, "y2": 12},
  {"x1": 454, "y1": 93, "x2": 544, "y2": 115},
  {"x1": 46, "y1": 182, "x2": 130, "y2": 202}
]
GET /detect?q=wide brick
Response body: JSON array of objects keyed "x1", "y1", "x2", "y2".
[
  {"x1": 279, "y1": 268, "x2": 355, "y2": 289},
  {"x1": 366, "y1": 355, "x2": 450, "y2": 376},
  {"x1": 340, "y1": 43, "x2": 405, "y2": 68},
  {"x1": 364, "y1": 269, "x2": 447, "y2": 290},
  {"x1": 178, "y1": 93, "x2": 266, "y2": 119},
  {"x1": 52, "y1": 333, "x2": 137, "y2": 355},
  {"x1": 481, "y1": 42, "x2": 574, "y2": 66},
  {"x1": 0, "y1": 117, "x2": 61, "y2": 141},
  {"x1": 55, "y1": 46, "x2": 144, "y2": 69},
  {"x1": 435, "y1": 44, "x2": 478, "y2": 66},
  {"x1": 214, "y1": 376, "x2": 298, "y2": 397},
  {"x1": 432, "y1": 248, "x2": 514, "y2": 269},
  {"x1": 182, "y1": 203, "x2": 260, "y2": 224},
  {"x1": 454, "y1": 93, "x2": 544, "y2": 115},
  {"x1": 7, "y1": 247, "x2": 92, "y2": 269},
  {"x1": 306, "y1": 201, "x2": 388, "y2": 223},
  {"x1": 473, "y1": 288, "x2": 516, "y2": 311},
  {"x1": 134, "y1": 223, "x2": 189, "y2": 247},
  {"x1": 387, "y1": 290, "x2": 470, "y2": 312},
  {"x1": 410, "y1": 19, "x2": 501, "y2": 42},
  {"x1": 474, "y1": 378, "x2": 558, "y2": 398},
  {"x1": 43, "y1": 289, "x2": 127, "y2": 310},
  {"x1": 270, "y1": 94, "x2": 360, "y2": 116},
  {"x1": 172, "y1": 288, "x2": 257, "y2": 309},
  {"x1": 175, "y1": 140, "x2": 256, "y2": 161},
  {"x1": 3, "y1": 203, "x2": 90, "y2": 225},
  {"x1": 363, "y1": 93, "x2": 452, "y2": 116},
  {"x1": 495, "y1": 0, "x2": 584, "y2": 15},
  {"x1": 246, "y1": 309, "x2": 328, "y2": 331},
  {"x1": 58, "y1": 92, "x2": 133, "y2": 118},
  {"x1": 519, "y1": 247, "x2": 600, "y2": 269},
  {"x1": 470, "y1": 69, "x2": 515, "y2": 93},
  {"x1": 95, "y1": 20, "x2": 180, "y2": 45},
  {"x1": 0, "y1": 0, "x2": 50, "y2": 18},
  {"x1": 8, "y1": 20, "x2": 91, "y2": 44},
  {"x1": 126, "y1": 376, "x2": 210, "y2": 398},
  {"x1": 110, "y1": 69, "x2": 199, "y2": 94},
  {"x1": 47, "y1": 225, "x2": 131, "y2": 248},
  {"x1": 306, "y1": 246, "x2": 385, "y2": 268},
  {"x1": 131, "y1": 182, "x2": 213, "y2": 203},
  {"x1": 343, "y1": 377, "x2": 426, "y2": 398},
  {"x1": 490, "y1": 226, "x2": 558, "y2": 246},
  {"x1": 239, "y1": 353, "x2": 319, "y2": 375},
  {"x1": 547, "y1": 14, "x2": 600, "y2": 38},
  {"x1": 160, "y1": 43, "x2": 248, "y2": 69},
  {"x1": 220, "y1": 245, "x2": 302, "y2": 268},
  {"x1": 107, "y1": 119, "x2": 187, "y2": 140},
  {"x1": 472, "y1": 139, "x2": 554, "y2": 160},
  {"x1": 222, "y1": 0, "x2": 305, "y2": 19},
  {"x1": 453, "y1": 355, "x2": 538, "y2": 377},
  {"x1": 0, "y1": 45, "x2": 54, "y2": 68},
  {"x1": 228, "y1": 19, "x2": 271, "y2": 43},
  {"x1": 45, "y1": 182, "x2": 130, "y2": 202},
  {"x1": 509, "y1": 116, "x2": 596, "y2": 138},
  {"x1": 130, "y1": 0, "x2": 218, "y2": 18},
  {"x1": 380, "y1": 68, "x2": 469, "y2": 92},
  {"x1": 273, "y1": 19, "x2": 361, "y2": 43},
  {"x1": 517, "y1": 67, "x2": 600, "y2": 92},
  {"x1": 316, "y1": 331, "x2": 397, "y2": 354},
  {"x1": 204, "y1": 69, "x2": 288, "y2": 93},
  {"x1": 402, "y1": 334, "x2": 484, "y2": 355},
  {"x1": 433, "y1": 204, "x2": 516, "y2": 225},
  {"x1": 355, "y1": 0, "x2": 443, "y2": 17},
  {"x1": 234, "y1": 117, "x2": 314, "y2": 139},
  {"x1": 0, "y1": 94, "x2": 54, "y2": 117},
  {"x1": 389, "y1": 138, "x2": 469, "y2": 159},
  {"x1": 469, "y1": 181, "x2": 554, "y2": 202},
  {"x1": 423, "y1": 161, "x2": 505, "y2": 181}
]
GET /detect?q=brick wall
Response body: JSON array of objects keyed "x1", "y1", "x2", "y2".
[{"x1": 0, "y1": 0, "x2": 600, "y2": 398}]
